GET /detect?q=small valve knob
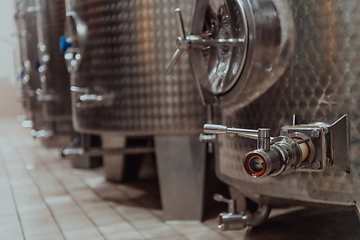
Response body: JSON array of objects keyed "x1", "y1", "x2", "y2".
[
  {"x1": 60, "y1": 36, "x2": 72, "y2": 53},
  {"x1": 213, "y1": 194, "x2": 236, "y2": 214}
]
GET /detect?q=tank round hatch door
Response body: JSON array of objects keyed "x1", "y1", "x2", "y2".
[
  {"x1": 62, "y1": 11, "x2": 87, "y2": 73},
  {"x1": 195, "y1": 0, "x2": 248, "y2": 96},
  {"x1": 168, "y1": 0, "x2": 295, "y2": 107}
]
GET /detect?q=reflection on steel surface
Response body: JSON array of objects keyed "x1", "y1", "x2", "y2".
[
  {"x1": 35, "y1": 0, "x2": 72, "y2": 121},
  {"x1": 15, "y1": 0, "x2": 46, "y2": 130},
  {"x1": 65, "y1": 0, "x2": 206, "y2": 135},
  {"x1": 186, "y1": 0, "x2": 295, "y2": 106},
  {"x1": 207, "y1": 115, "x2": 349, "y2": 179},
  {"x1": 214, "y1": 0, "x2": 360, "y2": 214}
]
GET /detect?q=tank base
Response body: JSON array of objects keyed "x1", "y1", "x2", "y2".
[
  {"x1": 103, "y1": 136, "x2": 126, "y2": 182},
  {"x1": 154, "y1": 135, "x2": 206, "y2": 222},
  {"x1": 102, "y1": 136, "x2": 149, "y2": 183},
  {"x1": 71, "y1": 156, "x2": 102, "y2": 169}
]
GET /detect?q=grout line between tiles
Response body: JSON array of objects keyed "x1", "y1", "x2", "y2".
[
  {"x1": 7, "y1": 146, "x2": 66, "y2": 240},
  {"x1": 72, "y1": 168, "x2": 195, "y2": 240},
  {"x1": 0, "y1": 152, "x2": 26, "y2": 240},
  {"x1": 31, "y1": 151, "x2": 107, "y2": 240},
  {"x1": 0, "y1": 119, "x2": 231, "y2": 240},
  {"x1": 57, "y1": 162, "x2": 150, "y2": 240}
]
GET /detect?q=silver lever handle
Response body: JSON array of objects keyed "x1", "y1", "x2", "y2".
[
  {"x1": 204, "y1": 124, "x2": 259, "y2": 140},
  {"x1": 213, "y1": 194, "x2": 236, "y2": 214},
  {"x1": 79, "y1": 94, "x2": 104, "y2": 102},
  {"x1": 204, "y1": 124, "x2": 271, "y2": 151},
  {"x1": 166, "y1": 9, "x2": 185, "y2": 74}
]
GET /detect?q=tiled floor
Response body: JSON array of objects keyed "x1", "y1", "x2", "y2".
[
  {"x1": 1, "y1": 117, "x2": 360, "y2": 240},
  {"x1": 0, "y1": 118, "x2": 242, "y2": 240}
]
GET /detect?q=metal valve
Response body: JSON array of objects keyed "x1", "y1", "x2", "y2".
[
  {"x1": 204, "y1": 124, "x2": 313, "y2": 178},
  {"x1": 62, "y1": 11, "x2": 88, "y2": 73},
  {"x1": 71, "y1": 86, "x2": 115, "y2": 108},
  {"x1": 31, "y1": 129, "x2": 54, "y2": 139},
  {"x1": 213, "y1": 194, "x2": 271, "y2": 231},
  {"x1": 165, "y1": 8, "x2": 245, "y2": 74},
  {"x1": 204, "y1": 115, "x2": 350, "y2": 178},
  {"x1": 214, "y1": 194, "x2": 236, "y2": 214}
]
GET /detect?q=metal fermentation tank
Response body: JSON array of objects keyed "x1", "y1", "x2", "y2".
[
  {"x1": 63, "y1": 0, "x2": 209, "y2": 221},
  {"x1": 34, "y1": 0, "x2": 73, "y2": 138},
  {"x1": 14, "y1": 0, "x2": 46, "y2": 131},
  {"x1": 181, "y1": 0, "x2": 360, "y2": 230}
]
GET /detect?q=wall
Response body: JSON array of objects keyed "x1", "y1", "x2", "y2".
[{"x1": 0, "y1": 1, "x2": 24, "y2": 118}]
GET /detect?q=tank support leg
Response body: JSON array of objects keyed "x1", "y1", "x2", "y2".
[
  {"x1": 154, "y1": 135, "x2": 206, "y2": 222},
  {"x1": 103, "y1": 135, "x2": 126, "y2": 182}
]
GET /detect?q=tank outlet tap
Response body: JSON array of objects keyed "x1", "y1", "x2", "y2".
[
  {"x1": 205, "y1": 115, "x2": 349, "y2": 178},
  {"x1": 31, "y1": 129, "x2": 54, "y2": 139},
  {"x1": 243, "y1": 136, "x2": 304, "y2": 178},
  {"x1": 213, "y1": 194, "x2": 271, "y2": 231}
]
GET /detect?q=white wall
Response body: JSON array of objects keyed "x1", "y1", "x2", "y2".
[{"x1": 0, "y1": 1, "x2": 23, "y2": 117}]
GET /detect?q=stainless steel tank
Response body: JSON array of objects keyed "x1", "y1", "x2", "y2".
[
  {"x1": 35, "y1": 0, "x2": 72, "y2": 127},
  {"x1": 180, "y1": 0, "x2": 360, "y2": 230},
  {"x1": 65, "y1": 1, "x2": 206, "y2": 136},
  {"x1": 14, "y1": 0, "x2": 46, "y2": 131},
  {"x1": 62, "y1": 0, "x2": 211, "y2": 221}
]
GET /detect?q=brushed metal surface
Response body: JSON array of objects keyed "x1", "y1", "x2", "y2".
[
  {"x1": 187, "y1": 0, "x2": 295, "y2": 106},
  {"x1": 36, "y1": 0, "x2": 72, "y2": 121},
  {"x1": 217, "y1": 0, "x2": 360, "y2": 209},
  {"x1": 15, "y1": 0, "x2": 46, "y2": 130},
  {"x1": 68, "y1": 0, "x2": 206, "y2": 136},
  {"x1": 155, "y1": 135, "x2": 206, "y2": 221}
]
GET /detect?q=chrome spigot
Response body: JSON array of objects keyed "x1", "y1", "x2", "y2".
[
  {"x1": 31, "y1": 129, "x2": 54, "y2": 139},
  {"x1": 205, "y1": 116, "x2": 350, "y2": 177},
  {"x1": 165, "y1": 9, "x2": 245, "y2": 74},
  {"x1": 204, "y1": 123, "x2": 315, "y2": 178},
  {"x1": 70, "y1": 86, "x2": 115, "y2": 108},
  {"x1": 213, "y1": 194, "x2": 271, "y2": 231}
]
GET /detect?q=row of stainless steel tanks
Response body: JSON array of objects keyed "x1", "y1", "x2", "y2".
[{"x1": 14, "y1": 0, "x2": 360, "y2": 231}]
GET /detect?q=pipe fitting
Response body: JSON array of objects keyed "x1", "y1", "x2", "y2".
[
  {"x1": 218, "y1": 205, "x2": 271, "y2": 231},
  {"x1": 214, "y1": 194, "x2": 271, "y2": 231}
]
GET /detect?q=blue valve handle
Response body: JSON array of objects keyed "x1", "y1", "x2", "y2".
[{"x1": 60, "y1": 36, "x2": 72, "y2": 53}]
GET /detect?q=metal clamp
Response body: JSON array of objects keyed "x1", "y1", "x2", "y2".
[{"x1": 165, "y1": 8, "x2": 245, "y2": 74}]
